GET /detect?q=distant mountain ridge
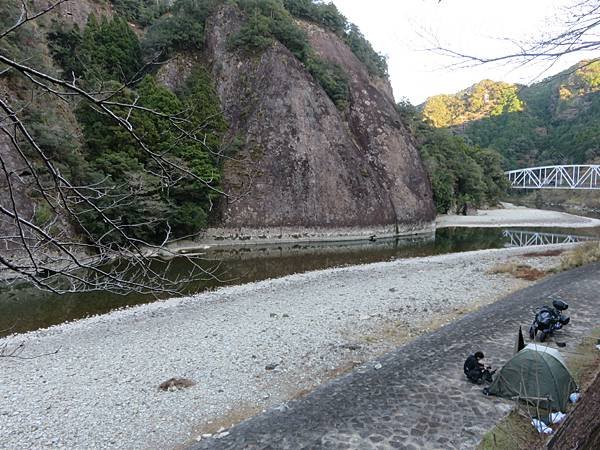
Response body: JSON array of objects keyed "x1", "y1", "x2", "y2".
[{"x1": 421, "y1": 60, "x2": 600, "y2": 168}]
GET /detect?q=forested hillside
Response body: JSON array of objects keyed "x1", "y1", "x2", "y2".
[
  {"x1": 398, "y1": 102, "x2": 508, "y2": 214},
  {"x1": 421, "y1": 61, "x2": 600, "y2": 169}
]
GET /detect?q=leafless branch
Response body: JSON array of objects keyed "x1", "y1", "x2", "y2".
[
  {"x1": 428, "y1": 0, "x2": 600, "y2": 71},
  {"x1": 0, "y1": 0, "x2": 230, "y2": 295},
  {"x1": 0, "y1": 0, "x2": 69, "y2": 41},
  {"x1": 0, "y1": 340, "x2": 61, "y2": 359}
]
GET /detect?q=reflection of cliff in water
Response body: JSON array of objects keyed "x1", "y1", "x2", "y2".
[{"x1": 2, "y1": 226, "x2": 598, "y2": 336}]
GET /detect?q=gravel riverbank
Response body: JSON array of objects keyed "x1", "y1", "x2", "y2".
[
  {"x1": 0, "y1": 244, "x2": 574, "y2": 450},
  {"x1": 437, "y1": 202, "x2": 600, "y2": 228}
]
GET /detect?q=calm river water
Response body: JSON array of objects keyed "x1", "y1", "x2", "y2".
[{"x1": 1, "y1": 226, "x2": 599, "y2": 336}]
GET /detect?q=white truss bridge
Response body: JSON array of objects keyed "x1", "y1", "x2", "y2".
[
  {"x1": 505, "y1": 165, "x2": 600, "y2": 189},
  {"x1": 502, "y1": 229, "x2": 597, "y2": 247}
]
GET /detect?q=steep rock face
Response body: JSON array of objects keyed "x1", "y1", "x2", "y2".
[
  {"x1": 202, "y1": 6, "x2": 434, "y2": 236},
  {"x1": 302, "y1": 21, "x2": 434, "y2": 226},
  {"x1": 51, "y1": 0, "x2": 113, "y2": 27},
  {"x1": 156, "y1": 52, "x2": 201, "y2": 93}
]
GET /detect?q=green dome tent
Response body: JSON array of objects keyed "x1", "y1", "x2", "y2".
[{"x1": 487, "y1": 344, "x2": 577, "y2": 411}]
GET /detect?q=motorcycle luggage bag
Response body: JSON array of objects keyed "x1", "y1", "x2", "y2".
[{"x1": 552, "y1": 300, "x2": 568, "y2": 311}]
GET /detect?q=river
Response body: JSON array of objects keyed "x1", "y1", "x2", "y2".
[{"x1": 1, "y1": 224, "x2": 600, "y2": 336}]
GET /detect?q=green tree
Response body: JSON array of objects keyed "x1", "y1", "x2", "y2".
[
  {"x1": 142, "y1": 0, "x2": 221, "y2": 56},
  {"x1": 80, "y1": 15, "x2": 142, "y2": 83},
  {"x1": 77, "y1": 75, "x2": 224, "y2": 242},
  {"x1": 47, "y1": 25, "x2": 83, "y2": 77},
  {"x1": 343, "y1": 24, "x2": 388, "y2": 78},
  {"x1": 400, "y1": 102, "x2": 507, "y2": 213},
  {"x1": 110, "y1": 0, "x2": 170, "y2": 26}
]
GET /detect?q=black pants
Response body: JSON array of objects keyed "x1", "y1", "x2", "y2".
[{"x1": 466, "y1": 368, "x2": 492, "y2": 383}]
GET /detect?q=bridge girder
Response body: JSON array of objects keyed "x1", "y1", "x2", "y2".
[{"x1": 505, "y1": 165, "x2": 600, "y2": 190}]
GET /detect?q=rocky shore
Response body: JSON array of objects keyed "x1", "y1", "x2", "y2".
[
  {"x1": 0, "y1": 245, "x2": 573, "y2": 450},
  {"x1": 437, "y1": 202, "x2": 600, "y2": 228}
]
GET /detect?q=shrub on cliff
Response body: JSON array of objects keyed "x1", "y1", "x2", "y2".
[
  {"x1": 110, "y1": 0, "x2": 170, "y2": 26},
  {"x1": 142, "y1": 0, "x2": 221, "y2": 56},
  {"x1": 283, "y1": 0, "x2": 388, "y2": 78},
  {"x1": 231, "y1": 0, "x2": 350, "y2": 109},
  {"x1": 48, "y1": 14, "x2": 142, "y2": 83}
]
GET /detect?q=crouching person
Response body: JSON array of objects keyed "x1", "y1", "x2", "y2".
[{"x1": 464, "y1": 351, "x2": 495, "y2": 384}]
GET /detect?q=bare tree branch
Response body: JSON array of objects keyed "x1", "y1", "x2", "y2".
[
  {"x1": 429, "y1": 0, "x2": 600, "y2": 70},
  {"x1": 0, "y1": 0, "x2": 230, "y2": 295}
]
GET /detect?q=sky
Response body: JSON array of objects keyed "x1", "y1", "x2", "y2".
[{"x1": 331, "y1": 0, "x2": 600, "y2": 104}]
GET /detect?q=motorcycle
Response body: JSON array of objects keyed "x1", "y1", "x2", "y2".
[{"x1": 529, "y1": 300, "x2": 570, "y2": 342}]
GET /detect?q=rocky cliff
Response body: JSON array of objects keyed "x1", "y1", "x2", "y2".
[
  {"x1": 2, "y1": 1, "x2": 436, "y2": 256},
  {"x1": 196, "y1": 5, "x2": 434, "y2": 240}
]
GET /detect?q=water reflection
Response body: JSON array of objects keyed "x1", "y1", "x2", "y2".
[
  {"x1": 1, "y1": 226, "x2": 599, "y2": 336},
  {"x1": 502, "y1": 229, "x2": 596, "y2": 247}
]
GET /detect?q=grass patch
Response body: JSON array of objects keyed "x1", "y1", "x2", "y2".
[
  {"x1": 560, "y1": 242, "x2": 600, "y2": 272},
  {"x1": 566, "y1": 327, "x2": 600, "y2": 388},
  {"x1": 478, "y1": 409, "x2": 546, "y2": 450},
  {"x1": 487, "y1": 262, "x2": 547, "y2": 281}
]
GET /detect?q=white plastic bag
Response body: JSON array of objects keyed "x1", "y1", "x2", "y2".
[
  {"x1": 531, "y1": 419, "x2": 553, "y2": 434},
  {"x1": 549, "y1": 412, "x2": 566, "y2": 424},
  {"x1": 569, "y1": 392, "x2": 580, "y2": 403}
]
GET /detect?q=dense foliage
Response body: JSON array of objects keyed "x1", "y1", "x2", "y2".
[
  {"x1": 45, "y1": 11, "x2": 227, "y2": 243},
  {"x1": 49, "y1": 15, "x2": 142, "y2": 83},
  {"x1": 142, "y1": 0, "x2": 221, "y2": 56},
  {"x1": 77, "y1": 75, "x2": 225, "y2": 242},
  {"x1": 422, "y1": 80, "x2": 523, "y2": 128},
  {"x1": 398, "y1": 101, "x2": 508, "y2": 213},
  {"x1": 421, "y1": 62, "x2": 600, "y2": 168},
  {"x1": 110, "y1": 0, "x2": 170, "y2": 26}
]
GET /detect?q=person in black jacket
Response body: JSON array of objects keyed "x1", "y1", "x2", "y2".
[{"x1": 464, "y1": 351, "x2": 494, "y2": 383}]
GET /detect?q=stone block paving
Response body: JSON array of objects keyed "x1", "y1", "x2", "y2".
[{"x1": 189, "y1": 263, "x2": 600, "y2": 450}]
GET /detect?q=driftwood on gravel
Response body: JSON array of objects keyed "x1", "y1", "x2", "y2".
[{"x1": 158, "y1": 377, "x2": 196, "y2": 391}]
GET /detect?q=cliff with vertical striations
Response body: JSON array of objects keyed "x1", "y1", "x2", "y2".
[{"x1": 196, "y1": 5, "x2": 434, "y2": 241}]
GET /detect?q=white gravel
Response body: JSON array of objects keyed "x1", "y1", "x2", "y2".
[
  {"x1": 0, "y1": 245, "x2": 571, "y2": 450},
  {"x1": 437, "y1": 202, "x2": 600, "y2": 228}
]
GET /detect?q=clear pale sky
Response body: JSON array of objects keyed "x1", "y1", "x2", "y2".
[{"x1": 331, "y1": 0, "x2": 600, "y2": 104}]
